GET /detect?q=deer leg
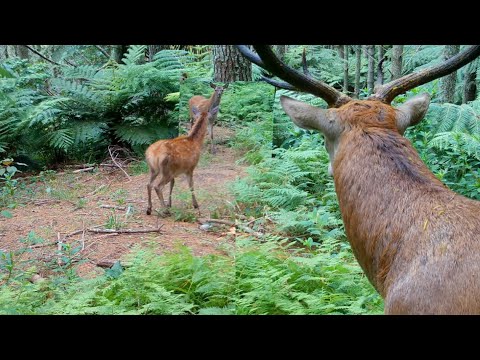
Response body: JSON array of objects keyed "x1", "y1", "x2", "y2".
[
  {"x1": 208, "y1": 122, "x2": 216, "y2": 154},
  {"x1": 146, "y1": 168, "x2": 159, "y2": 215},
  {"x1": 186, "y1": 171, "x2": 199, "y2": 209},
  {"x1": 167, "y1": 178, "x2": 175, "y2": 208},
  {"x1": 154, "y1": 175, "x2": 172, "y2": 209}
]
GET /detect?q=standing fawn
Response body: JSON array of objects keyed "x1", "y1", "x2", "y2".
[
  {"x1": 188, "y1": 82, "x2": 228, "y2": 154},
  {"x1": 238, "y1": 45, "x2": 480, "y2": 314},
  {"x1": 145, "y1": 105, "x2": 219, "y2": 215}
]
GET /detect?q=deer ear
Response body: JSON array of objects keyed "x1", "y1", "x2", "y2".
[
  {"x1": 394, "y1": 93, "x2": 430, "y2": 135},
  {"x1": 209, "y1": 105, "x2": 219, "y2": 116},
  {"x1": 280, "y1": 95, "x2": 341, "y2": 139},
  {"x1": 210, "y1": 82, "x2": 216, "y2": 89},
  {"x1": 191, "y1": 106, "x2": 200, "y2": 117}
]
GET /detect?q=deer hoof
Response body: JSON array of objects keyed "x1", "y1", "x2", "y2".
[{"x1": 146, "y1": 208, "x2": 152, "y2": 215}]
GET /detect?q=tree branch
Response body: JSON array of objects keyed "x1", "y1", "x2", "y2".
[
  {"x1": 94, "y1": 45, "x2": 110, "y2": 58},
  {"x1": 23, "y1": 45, "x2": 62, "y2": 66}
]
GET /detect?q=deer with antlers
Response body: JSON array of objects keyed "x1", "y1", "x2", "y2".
[
  {"x1": 188, "y1": 82, "x2": 228, "y2": 154},
  {"x1": 145, "y1": 105, "x2": 219, "y2": 216},
  {"x1": 237, "y1": 45, "x2": 480, "y2": 314}
]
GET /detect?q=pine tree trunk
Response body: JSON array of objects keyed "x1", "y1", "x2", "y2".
[
  {"x1": 343, "y1": 45, "x2": 349, "y2": 94},
  {"x1": 367, "y1": 45, "x2": 375, "y2": 95},
  {"x1": 16, "y1": 45, "x2": 29, "y2": 60},
  {"x1": 463, "y1": 59, "x2": 477, "y2": 103},
  {"x1": 354, "y1": 45, "x2": 362, "y2": 98},
  {"x1": 213, "y1": 45, "x2": 252, "y2": 82},
  {"x1": 148, "y1": 45, "x2": 166, "y2": 62},
  {"x1": 391, "y1": 45, "x2": 404, "y2": 81},
  {"x1": 440, "y1": 45, "x2": 460, "y2": 103},
  {"x1": 111, "y1": 45, "x2": 128, "y2": 64},
  {"x1": 376, "y1": 45, "x2": 385, "y2": 85},
  {"x1": 275, "y1": 45, "x2": 286, "y2": 60}
]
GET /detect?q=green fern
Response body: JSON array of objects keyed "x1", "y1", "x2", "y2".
[{"x1": 122, "y1": 45, "x2": 147, "y2": 66}]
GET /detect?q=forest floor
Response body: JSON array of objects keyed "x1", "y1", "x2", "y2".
[{"x1": 0, "y1": 126, "x2": 249, "y2": 278}]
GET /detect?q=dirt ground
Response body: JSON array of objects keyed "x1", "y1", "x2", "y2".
[{"x1": 0, "y1": 127, "x2": 248, "y2": 278}]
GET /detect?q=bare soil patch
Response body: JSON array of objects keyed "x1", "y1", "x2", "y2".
[{"x1": 0, "y1": 127, "x2": 247, "y2": 277}]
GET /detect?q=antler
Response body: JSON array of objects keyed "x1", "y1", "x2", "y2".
[
  {"x1": 236, "y1": 45, "x2": 352, "y2": 107},
  {"x1": 371, "y1": 45, "x2": 480, "y2": 103},
  {"x1": 237, "y1": 45, "x2": 480, "y2": 106}
]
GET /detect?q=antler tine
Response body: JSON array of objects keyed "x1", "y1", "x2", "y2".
[
  {"x1": 236, "y1": 45, "x2": 352, "y2": 107},
  {"x1": 371, "y1": 45, "x2": 480, "y2": 103}
]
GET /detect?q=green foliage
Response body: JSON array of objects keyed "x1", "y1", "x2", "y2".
[
  {"x1": 273, "y1": 89, "x2": 327, "y2": 149},
  {"x1": 0, "y1": 48, "x2": 190, "y2": 166},
  {"x1": 0, "y1": 239, "x2": 382, "y2": 314},
  {"x1": 406, "y1": 99, "x2": 480, "y2": 199}
]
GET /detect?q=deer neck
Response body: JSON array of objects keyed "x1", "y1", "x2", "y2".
[
  {"x1": 188, "y1": 112, "x2": 209, "y2": 143},
  {"x1": 209, "y1": 91, "x2": 222, "y2": 110},
  {"x1": 332, "y1": 127, "x2": 447, "y2": 296}
]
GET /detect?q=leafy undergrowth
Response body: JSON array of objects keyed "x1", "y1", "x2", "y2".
[{"x1": 0, "y1": 236, "x2": 383, "y2": 315}]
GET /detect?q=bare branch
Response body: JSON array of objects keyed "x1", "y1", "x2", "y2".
[
  {"x1": 23, "y1": 45, "x2": 62, "y2": 66},
  {"x1": 94, "y1": 45, "x2": 110, "y2": 58}
]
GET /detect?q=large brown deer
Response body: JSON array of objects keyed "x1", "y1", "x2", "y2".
[
  {"x1": 237, "y1": 45, "x2": 480, "y2": 314},
  {"x1": 145, "y1": 105, "x2": 219, "y2": 215},
  {"x1": 188, "y1": 82, "x2": 228, "y2": 154}
]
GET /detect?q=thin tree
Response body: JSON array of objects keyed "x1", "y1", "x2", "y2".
[
  {"x1": 376, "y1": 45, "x2": 385, "y2": 85},
  {"x1": 354, "y1": 45, "x2": 362, "y2": 98},
  {"x1": 463, "y1": 59, "x2": 477, "y2": 103},
  {"x1": 391, "y1": 45, "x2": 404, "y2": 81},
  {"x1": 440, "y1": 45, "x2": 461, "y2": 103},
  {"x1": 367, "y1": 45, "x2": 375, "y2": 95},
  {"x1": 343, "y1": 45, "x2": 349, "y2": 94},
  {"x1": 16, "y1": 45, "x2": 29, "y2": 60},
  {"x1": 148, "y1": 45, "x2": 166, "y2": 62}
]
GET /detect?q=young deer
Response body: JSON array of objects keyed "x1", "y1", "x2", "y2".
[
  {"x1": 237, "y1": 45, "x2": 480, "y2": 314},
  {"x1": 188, "y1": 82, "x2": 228, "y2": 154},
  {"x1": 145, "y1": 105, "x2": 219, "y2": 215}
]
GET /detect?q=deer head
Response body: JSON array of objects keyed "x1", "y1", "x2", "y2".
[{"x1": 237, "y1": 45, "x2": 480, "y2": 176}]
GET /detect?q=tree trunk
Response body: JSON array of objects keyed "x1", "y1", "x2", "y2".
[
  {"x1": 367, "y1": 45, "x2": 375, "y2": 95},
  {"x1": 16, "y1": 45, "x2": 29, "y2": 60},
  {"x1": 463, "y1": 59, "x2": 477, "y2": 103},
  {"x1": 354, "y1": 45, "x2": 362, "y2": 98},
  {"x1": 148, "y1": 45, "x2": 166, "y2": 62},
  {"x1": 376, "y1": 45, "x2": 385, "y2": 85},
  {"x1": 275, "y1": 45, "x2": 286, "y2": 60},
  {"x1": 111, "y1": 45, "x2": 128, "y2": 64},
  {"x1": 440, "y1": 45, "x2": 461, "y2": 103},
  {"x1": 213, "y1": 45, "x2": 252, "y2": 82},
  {"x1": 343, "y1": 45, "x2": 349, "y2": 94},
  {"x1": 391, "y1": 45, "x2": 404, "y2": 81}
]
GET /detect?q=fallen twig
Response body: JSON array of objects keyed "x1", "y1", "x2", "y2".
[
  {"x1": 108, "y1": 146, "x2": 131, "y2": 181},
  {"x1": 96, "y1": 260, "x2": 132, "y2": 269},
  {"x1": 100, "y1": 204, "x2": 126, "y2": 211},
  {"x1": 198, "y1": 218, "x2": 263, "y2": 237},
  {"x1": 86, "y1": 225, "x2": 163, "y2": 234},
  {"x1": 72, "y1": 167, "x2": 95, "y2": 173}
]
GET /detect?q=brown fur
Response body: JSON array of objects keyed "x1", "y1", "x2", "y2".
[
  {"x1": 332, "y1": 100, "x2": 480, "y2": 314},
  {"x1": 188, "y1": 83, "x2": 227, "y2": 154},
  {"x1": 145, "y1": 107, "x2": 215, "y2": 215}
]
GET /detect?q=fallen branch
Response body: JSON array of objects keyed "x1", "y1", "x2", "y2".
[
  {"x1": 86, "y1": 225, "x2": 163, "y2": 234},
  {"x1": 100, "y1": 204, "x2": 126, "y2": 211},
  {"x1": 72, "y1": 167, "x2": 95, "y2": 173},
  {"x1": 198, "y1": 218, "x2": 263, "y2": 237},
  {"x1": 108, "y1": 146, "x2": 131, "y2": 181},
  {"x1": 96, "y1": 260, "x2": 132, "y2": 269}
]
